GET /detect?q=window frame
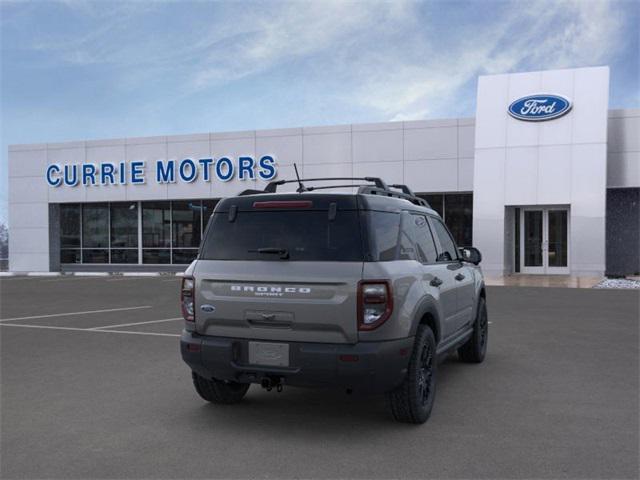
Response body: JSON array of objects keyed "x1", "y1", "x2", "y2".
[
  {"x1": 428, "y1": 216, "x2": 461, "y2": 263},
  {"x1": 396, "y1": 212, "x2": 418, "y2": 262},
  {"x1": 405, "y1": 212, "x2": 440, "y2": 265}
]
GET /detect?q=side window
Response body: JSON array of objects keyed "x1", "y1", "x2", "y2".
[
  {"x1": 368, "y1": 211, "x2": 401, "y2": 261},
  {"x1": 397, "y1": 230, "x2": 417, "y2": 261},
  {"x1": 397, "y1": 213, "x2": 417, "y2": 261},
  {"x1": 408, "y1": 214, "x2": 438, "y2": 263},
  {"x1": 431, "y1": 218, "x2": 458, "y2": 262}
]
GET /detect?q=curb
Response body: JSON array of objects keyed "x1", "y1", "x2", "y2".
[
  {"x1": 2, "y1": 271, "x2": 186, "y2": 278},
  {"x1": 71, "y1": 272, "x2": 110, "y2": 277},
  {"x1": 121, "y1": 272, "x2": 162, "y2": 277}
]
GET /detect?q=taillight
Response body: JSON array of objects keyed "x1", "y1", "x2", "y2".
[
  {"x1": 181, "y1": 277, "x2": 195, "y2": 322},
  {"x1": 357, "y1": 280, "x2": 393, "y2": 331}
]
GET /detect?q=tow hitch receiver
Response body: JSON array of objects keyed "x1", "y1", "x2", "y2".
[{"x1": 260, "y1": 377, "x2": 284, "y2": 392}]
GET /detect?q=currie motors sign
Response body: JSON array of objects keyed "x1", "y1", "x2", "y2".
[
  {"x1": 508, "y1": 94, "x2": 572, "y2": 121},
  {"x1": 45, "y1": 155, "x2": 277, "y2": 187}
]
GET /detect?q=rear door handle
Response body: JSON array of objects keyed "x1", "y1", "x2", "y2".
[
  {"x1": 455, "y1": 273, "x2": 466, "y2": 281},
  {"x1": 430, "y1": 277, "x2": 443, "y2": 287}
]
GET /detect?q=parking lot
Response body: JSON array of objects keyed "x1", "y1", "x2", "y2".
[{"x1": 0, "y1": 276, "x2": 638, "y2": 479}]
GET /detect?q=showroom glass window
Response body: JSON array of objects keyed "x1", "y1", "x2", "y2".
[
  {"x1": 417, "y1": 193, "x2": 473, "y2": 247},
  {"x1": 421, "y1": 194, "x2": 444, "y2": 218},
  {"x1": 82, "y1": 203, "x2": 109, "y2": 263},
  {"x1": 59, "y1": 199, "x2": 221, "y2": 266},
  {"x1": 445, "y1": 194, "x2": 473, "y2": 247},
  {"x1": 171, "y1": 201, "x2": 201, "y2": 264},
  {"x1": 142, "y1": 202, "x2": 171, "y2": 264},
  {"x1": 60, "y1": 204, "x2": 81, "y2": 263},
  {"x1": 110, "y1": 202, "x2": 138, "y2": 264}
]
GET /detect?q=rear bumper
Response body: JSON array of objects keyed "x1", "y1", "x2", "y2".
[{"x1": 180, "y1": 330, "x2": 413, "y2": 394}]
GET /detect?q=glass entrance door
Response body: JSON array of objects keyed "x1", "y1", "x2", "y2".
[
  {"x1": 547, "y1": 210, "x2": 569, "y2": 272},
  {"x1": 519, "y1": 208, "x2": 569, "y2": 274},
  {"x1": 522, "y1": 210, "x2": 545, "y2": 273}
]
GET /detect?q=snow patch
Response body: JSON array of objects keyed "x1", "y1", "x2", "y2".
[{"x1": 593, "y1": 279, "x2": 640, "y2": 289}]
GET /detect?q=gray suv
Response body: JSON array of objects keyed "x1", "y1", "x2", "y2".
[{"x1": 180, "y1": 177, "x2": 488, "y2": 423}]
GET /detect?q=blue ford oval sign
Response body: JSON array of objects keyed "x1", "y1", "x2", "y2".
[{"x1": 508, "y1": 94, "x2": 572, "y2": 121}]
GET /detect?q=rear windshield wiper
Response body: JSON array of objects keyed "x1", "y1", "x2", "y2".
[{"x1": 248, "y1": 247, "x2": 290, "y2": 260}]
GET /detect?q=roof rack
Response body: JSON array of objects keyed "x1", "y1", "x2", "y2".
[
  {"x1": 263, "y1": 177, "x2": 388, "y2": 193},
  {"x1": 239, "y1": 177, "x2": 431, "y2": 208},
  {"x1": 358, "y1": 184, "x2": 430, "y2": 208}
]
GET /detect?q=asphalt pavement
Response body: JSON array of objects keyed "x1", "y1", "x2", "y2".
[{"x1": 0, "y1": 276, "x2": 638, "y2": 479}]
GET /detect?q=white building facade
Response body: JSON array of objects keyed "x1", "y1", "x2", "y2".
[{"x1": 8, "y1": 66, "x2": 640, "y2": 276}]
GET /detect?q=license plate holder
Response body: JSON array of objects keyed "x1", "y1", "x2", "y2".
[{"x1": 248, "y1": 341, "x2": 290, "y2": 367}]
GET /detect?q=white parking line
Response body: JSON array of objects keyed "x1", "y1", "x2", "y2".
[
  {"x1": 90, "y1": 317, "x2": 182, "y2": 330},
  {"x1": 0, "y1": 306, "x2": 152, "y2": 323},
  {"x1": 0, "y1": 276, "x2": 42, "y2": 282},
  {"x1": 42, "y1": 276, "x2": 112, "y2": 283},
  {"x1": 0, "y1": 323, "x2": 179, "y2": 337},
  {"x1": 105, "y1": 277, "x2": 147, "y2": 282}
]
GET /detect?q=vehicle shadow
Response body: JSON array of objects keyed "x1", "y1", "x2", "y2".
[{"x1": 178, "y1": 355, "x2": 466, "y2": 437}]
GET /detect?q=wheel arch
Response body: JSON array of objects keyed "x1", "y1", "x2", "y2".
[
  {"x1": 476, "y1": 283, "x2": 487, "y2": 314},
  {"x1": 411, "y1": 298, "x2": 442, "y2": 344}
]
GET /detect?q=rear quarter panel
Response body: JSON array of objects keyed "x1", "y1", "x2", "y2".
[{"x1": 359, "y1": 260, "x2": 429, "y2": 342}]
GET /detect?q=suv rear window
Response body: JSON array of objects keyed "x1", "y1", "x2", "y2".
[{"x1": 200, "y1": 210, "x2": 363, "y2": 261}]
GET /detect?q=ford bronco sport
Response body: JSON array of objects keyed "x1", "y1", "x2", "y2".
[{"x1": 180, "y1": 177, "x2": 488, "y2": 423}]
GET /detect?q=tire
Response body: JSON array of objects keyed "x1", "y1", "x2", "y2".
[
  {"x1": 387, "y1": 325, "x2": 437, "y2": 424},
  {"x1": 191, "y1": 371, "x2": 250, "y2": 404},
  {"x1": 458, "y1": 297, "x2": 488, "y2": 363}
]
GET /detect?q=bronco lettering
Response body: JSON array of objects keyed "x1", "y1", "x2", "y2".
[{"x1": 230, "y1": 285, "x2": 311, "y2": 294}]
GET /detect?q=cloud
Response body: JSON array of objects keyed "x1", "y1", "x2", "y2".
[
  {"x1": 18, "y1": 1, "x2": 412, "y2": 81},
  {"x1": 349, "y1": 0, "x2": 626, "y2": 121},
  {"x1": 8, "y1": 0, "x2": 416, "y2": 120},
  {"x1": 3, "y1": 0, "x2": 632, "y2": 122},
  {"x1": 17, "y1": 4, "x2": 156, "y2": 70},
  {"x1": 1, "y1": 0, "x2": 635, "y2": 226},
  {"x1": 189, "y1": 1, "x2": 414, "y2": 91}
]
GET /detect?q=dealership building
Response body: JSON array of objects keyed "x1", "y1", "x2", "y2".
[{"x1": 7, "y1": 66, "x2": 640, "y2": 277}]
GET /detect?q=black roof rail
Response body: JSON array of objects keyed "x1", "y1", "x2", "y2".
[
  {"x1": 242, "y1": 176, "x2": 431, "y2": 208},
  {"x1": 389, "y1": 184, "x2": 416, "y2": 196},
  {"x1": 238, "y1": 189, "x2": 268, "y2": 196},
  {"x1": 357, "y1": 186, "x2": 430, "y2": 208},
  {"x1": 264, "y1": 177, "x2": 388, "y2": 193},
  {"x1": 301, "y1": 184, "x2": 371, "y2": 192},
  {"x1": 388, "y1": 184, "x2": 430, "y2": 207}
]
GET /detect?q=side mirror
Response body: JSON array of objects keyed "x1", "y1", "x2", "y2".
[{"x1": 459, "y1": 247, "x2": 482, "y2": 265}]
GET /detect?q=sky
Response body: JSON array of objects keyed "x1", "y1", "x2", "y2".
[{"x1": 1, "y1": 0, "x2": 638, "y2": 225}]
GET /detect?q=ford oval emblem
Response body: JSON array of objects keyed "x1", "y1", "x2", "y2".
[
  {"x1": 200, "y1": 304, "x2": 215, "y2": 313},
  {"x1": 508, "y1": 94, "x2": 572, "y2": 121}
]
